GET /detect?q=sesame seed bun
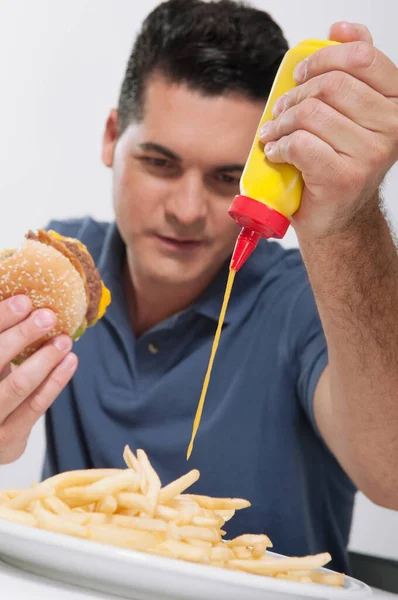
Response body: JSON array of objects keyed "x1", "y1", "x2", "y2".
[{"x1": 0, "y1": 239, "x2": 88, "y2": 361}]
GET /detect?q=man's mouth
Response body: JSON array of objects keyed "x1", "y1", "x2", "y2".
[{"x1": 154, "y1": 234, "x2": 207, "y2": 252}]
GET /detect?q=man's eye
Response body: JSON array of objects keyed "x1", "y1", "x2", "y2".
[
  {"x1": 216, "y1": 173, "x2": 241, "y2": 185},
  {"x1": 141, "y1": 156, "x2": 171, "y2": 168}
]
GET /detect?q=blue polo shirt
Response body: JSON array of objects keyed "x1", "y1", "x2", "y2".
[{"x1": 42, "y1": 217, "x2": 355, "y2": 572}]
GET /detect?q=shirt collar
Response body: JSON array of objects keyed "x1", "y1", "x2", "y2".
[{"x1": 96, "y1": 222, "x2": 281, "y2": 327}]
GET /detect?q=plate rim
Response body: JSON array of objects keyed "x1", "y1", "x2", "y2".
[{"x1": 0, "y1": 518, "x2": 372, "y2": 599}]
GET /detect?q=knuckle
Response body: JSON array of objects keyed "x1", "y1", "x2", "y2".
[
  {"x1": 28, "y1": 394, "x2": 47, "y2": 415},
  {"x1": 48, "y1": 369, "x2": 70, "y2": 394},
  {"x1": 14, "y1": 319, "x2": 33, "y2": 344},
  {"x1": 6, "y1": 372, "x2": 30, "y2": 400},
  {"x1": 368, "y1": 141, "x2": 390, "y2": 169},
  {"x1": 351, "y1": 42, "x2": 375, "y2": 70},
  {"x1": 319, "y1": 71, "x2": 347, "y2": 100},
  {"x1": 296, "y1": 98, "x2": 321, "y2": 123},
  {"x1": 289, "y1": 130, "x2": 309, "y2": 156}
]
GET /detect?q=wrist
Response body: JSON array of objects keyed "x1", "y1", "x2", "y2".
[{"x1": 294, "y1": 194, "x2": 385, "y2": 248}]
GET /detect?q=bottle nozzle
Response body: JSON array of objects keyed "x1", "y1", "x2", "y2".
[{"x1": 230, "y1": 228, "x2": 261, "y2": 271}]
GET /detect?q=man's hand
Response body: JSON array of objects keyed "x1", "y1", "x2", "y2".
[
  {"x1": 259, "y1": 22, "x2": 398, "y2": 237},
  {"x1": 0, "y1": 296, "x2": 77, "y2": 464}
]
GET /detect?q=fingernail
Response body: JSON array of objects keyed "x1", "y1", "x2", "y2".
[
  {"x1": 259, "y1": 121, "x2": 272, "y2": 140},
  {"x1": 272, "y1": 94, "x2": 287, "y2": 117},
  {"x1": 9, "y1": 295, "x2": 31, "y2": 314},
  {"x1": 53, "y1": 335, "x2": 71, "y2": 352},
  {"x1": 61, "y1": 353, "x2": 77, "y2": 371},
  {"x1": 33, "y1": 309, "x2": 56, "y2": 329},
  {"x1": 264, "y1": 142, "x2": 275, "y2": 156},
  {"x1": 293, "y1": 59, "x2": 308, "y2": 83}
]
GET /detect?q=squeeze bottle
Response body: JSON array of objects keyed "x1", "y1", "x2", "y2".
[{"x1": 228, "y1": 39, "x2": 339, "y2": 271}]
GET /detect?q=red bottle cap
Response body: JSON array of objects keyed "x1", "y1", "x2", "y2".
[
  {"x1": 230, "y1": 228, "x2": 261, "y2": 271},
  {"x1": 228, "y1": 194, "x2": 290, "y2": 239},
  {"x1": 228, "y1": 195, "x2": 290, "y2": 271}
]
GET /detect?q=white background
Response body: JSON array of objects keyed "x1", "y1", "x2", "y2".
[{"x1": 0, "y1": 0, "x2": 397, "y2": 561}]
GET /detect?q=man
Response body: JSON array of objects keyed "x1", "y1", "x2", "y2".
[{"x1": 0, "y1": 0, "x2": 397, "y2": 573}]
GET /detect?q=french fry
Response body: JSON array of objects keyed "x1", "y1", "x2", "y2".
[
  {"x1": 5, "y1": 485, "x2": 55, "y2": 510},
  {"x1": 211, "y1": 545, "x2": 235, "y2": 562},
  {"x1": 214, "y1": 509, "x2": 235, "y2": 522},
  {"x1": 168, "y1": 523, "x2": 221, "y2": 543},
  {"x1": 123, "y1": 446, "x2": 140, "y2": 472},
  {"x1": 0, "y1": 489, "x2": 25, "y2": 499},
  {"x1": 154, "y1": 539, "x2": 210, "y2": 563},
  {"x1": 229, "y1": 533, "x2": 272, "y2": 549},
  {"x1": 137, "y1": 449, "x2": 161, "y2": 517},
  {"x1": 59, "y1": 471, "x2": 137, "y2": 507},
  {"x1": 276, "y1": 573, "x2": 314, "y2": 583},
  {"x1": 110, "y1": 514, "x2": 168, "y2": 532},
  {"x1": 159, "y1": 470, "x2": 200, "y2": 504},
  {"x1": 43, "y1": 496, "x2": 71, "y2": 515},
  {"x1": 174, "y1": 503, "x2": 201, "y2": 526},
  {"x1": 309, "y1": 571, "x2": 345, "y2": 586},
  {"x1": 229, "y1": 553, "x2": 331, "y2": 575},
  {"x1": 191, "y1": 515, "x2": 221, "y2": 528},
  {"x1": 231, "y1": 546, "x2": 252, "y2": 559},
  {"x1": 187, "y1": 539, "x2": 213, "y2": 549},
  {"x1": 154, "y1": 504, "x2": 179, "y2": 521},
  {"x1": 123, "y1": 446, "x2": 147, "y2": 494},
  {"x1": 83, "y1": 512, "x2": 109, "y2": 525},
  {"x1": 44, "y1": 469, "x2": 122, "y2": 490},
  {"x1": 230, "y1": 533, "x2": 272, "y2": 558},
  {"x1": 116, "y1": 492, "x2": 151, "y2": 513},
  {"x1": 252, "y1": 542, "x2": 269, "y2": 558},
  {"x1": 89, "y1": 524, "x2": 159, "y2": 551},
  {"x1": 96, "y1": 495, "x2": 118, "y2": 514},
  {"x1": 31, "y1": 501, "x2": 88, "y2": 538},
  {"x1": 117, "y1": 508, "x2": 140, "y2": 517},
  {"x1": 84, "y1": 470, "x2": 139, "y2": 496},
  {"x1": 182, "y1": 494, "x2": 250, "y2": 511},
  {"x1": 211, "y1": 561, "x2": 226, "y2": 568},
  {"x1": 0, "y1": 505, "x2": 37, "y2": 527}
]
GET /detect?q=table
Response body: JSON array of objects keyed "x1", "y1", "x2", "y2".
[{"x1": 0, "y1": 559, "x2": 397, "y2": 600}]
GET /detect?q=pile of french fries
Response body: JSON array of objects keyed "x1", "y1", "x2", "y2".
[{"x1": 0, "y1": 446, "x2": 343, "y2": 586}]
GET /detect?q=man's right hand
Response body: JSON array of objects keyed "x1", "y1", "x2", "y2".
[{"x1": 0, "y1": 295, "x2": 78, "y2": 464}]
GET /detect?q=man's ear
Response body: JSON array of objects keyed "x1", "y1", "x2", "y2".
[{"x1": 102, "y1": 109, "x2": 119, "y2": 168}]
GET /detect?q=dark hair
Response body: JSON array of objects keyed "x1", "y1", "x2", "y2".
[{"x1": 117, "y1": 0, "x2": 289, "y2": 133}]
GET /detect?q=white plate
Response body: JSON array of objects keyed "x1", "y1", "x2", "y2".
[{"x1": 0, "y1": 519, "x2": 371, "y2": 600}]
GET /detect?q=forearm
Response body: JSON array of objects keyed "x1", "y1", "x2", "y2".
[{"x1": 298, "y1": 201, "x2": 398, "y2": 507}]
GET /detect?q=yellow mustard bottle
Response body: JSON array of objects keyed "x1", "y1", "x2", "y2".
[
  {"x1": 228, "y1": 39, "x2": 339, "y2": 271},
  {"x1": 187, "y1": 39, "x2": 338, "y2": 460}
]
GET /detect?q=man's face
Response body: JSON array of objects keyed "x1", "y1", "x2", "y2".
[{"x1": 103, "y1": 75, "x2": 264, "y2": 289}]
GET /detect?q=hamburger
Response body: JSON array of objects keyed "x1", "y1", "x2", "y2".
[{"x1": 0, "y1": 229, "x2": 111, "y2": 361}]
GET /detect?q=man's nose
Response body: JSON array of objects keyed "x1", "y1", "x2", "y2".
[{"x1": 165, "y1": 172, "x2": 207, "y2": 227}]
